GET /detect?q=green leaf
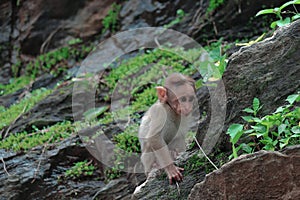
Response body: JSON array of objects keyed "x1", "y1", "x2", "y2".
[
  {"x1": 251, "y1": 125, "x2": 266, "y2": 133},
  {"x1": 292, "y1": 14, "x2": 300, "y2": 21},
  {"x1": 280, "y1": 0, "x2": 300, "y2": 11},
  {"x1": 242, "y1": 116, "x2": 253, "y2": 122},
  {"x1": 270, "y1": 21, "x2": 278, "y2": 29},
  {"x1": 240, "y1": 143, "x2": 252, "y2": 153},
  {"x1": 243, "y1": 108, "x2": 254, "y2": 114},
  {"x1": 274, "y1": 106, "x2": 284, "y2": 113},
  {"x1": 286, "y1": 94, "x2": 299, "y2": 105},
  {"x1": 244, "y1": 129, "x2": 254, "y2": 134},
  {"x1": 276, "y1": 17, "x2": 291, "y2": 27},
  {"x1": 291, "y1": 126, "x2": 300, "y2": 134},
  {"x1": 256, "y1": 9, "x2": 276, "y2": 17},
  {"x1": 227, "y1": 124, "x2": 244, "y2": 144},
  {"x1": 278, "y1": 124, "x2": 287, "y2": 134},
  {"x1": 253, "y1": 97, "x2": 260, "y2": 112}
]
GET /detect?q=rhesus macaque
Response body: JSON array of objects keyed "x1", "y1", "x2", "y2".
[{"x1": 138, "y1": 73, "x2": 196, "y2": 184}]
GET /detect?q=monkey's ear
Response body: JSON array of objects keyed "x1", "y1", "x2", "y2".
[{"x1": 156, "y1": 86, "x2": 167, "y2": 103}]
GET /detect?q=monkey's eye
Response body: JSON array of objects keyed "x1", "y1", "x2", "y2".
[
  {"x1": 189, "y1": 96, "x2": 195, "y2": 102},
  {"x1": 179, "y1": 96, "x2": 187, "y2": 102}
]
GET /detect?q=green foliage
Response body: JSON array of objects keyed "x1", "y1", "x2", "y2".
[
  {"x1": 203, "y1": 39, "x2": 229, "y2": 79},
  {"x1": 23, "y1": 43, "x2": 94, "y2": 79},
  {"x1": 64, "y1": 160, "x2": 95, "y2": 180},
  {"x1": 256, "y1": 0, "x2": 300, "y2": 28},
  {"x1": 105, "y1": 124, "x2": 140, "y2": 181},
  {"x1": 67, "y1": 38, "x2": 83, "y2": 45},
  {"x1": 0, "y1": 76, "x2": 31, "y2": 96},
  {"x1": 227, "y1": 93, "x2": 300, "y2": 159},
  {"x1": 0, "y1": 121, "x2": 74, "y2": 151},
  {"x1": 185, "y1": 151, "x2": 227, "y2": 174},
  {"x1": 164, "y1": 9, "x2": 185, "y2": 29},
  {"x1": 185, "y1": 153, "x2": 206, "y2": 173},
  {"x1": 114, "y1": 124, "x2": 141, "y2": 153},
  {"x1": 0, "y1": 88, "x2": 52, "y2": 131},
  {"x1": 102, "y1": 3, "x2": 121, "y2": 33},
  {"x1": 207, "y1": 0, "x2": 225, "y2": 14}
]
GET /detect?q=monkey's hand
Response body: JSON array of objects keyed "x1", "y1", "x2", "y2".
[{"x1": 164, "y1": 164, "x2": 184, "y2": 184}]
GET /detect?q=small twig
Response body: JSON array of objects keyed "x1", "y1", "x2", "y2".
[
  {"x1": 154, "y1": 36, "x2": 161, "y2": 48},
  {"x1": 212, "y1": 21, "x2": 218, "y2": 35},
  {"x1": 31, "y1": 134, "x2": 54, "y2": 183},
  {"x1": 1, "y1": 157, "x2": 11, "y2": 176},
  {"x1": 193, "y1": 136, "x2": 219, "y2": 170},
  {"x1": 175, "y1": 181, "x2": 181, "y2": 195},
  {"x1": 40, "y1": 25, "x2": 62, "y2": 54}
]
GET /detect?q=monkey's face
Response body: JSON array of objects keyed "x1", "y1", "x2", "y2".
[{"x1": 169, "y1": 84, "x2": 196, "y2": 116}]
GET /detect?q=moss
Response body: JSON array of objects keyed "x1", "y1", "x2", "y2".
[
  {"x1": 0, "y1": 76, "x2": 31, "y2": 96},
  {"x1": 64, "y1": 160, "x2": 96, "y2": 180},
  {"x1": 0, "y1": 88, "x2": 53, "y2": 131},
  {"x1": 0, "y1": 121, "x2": 74, "y2": 151}
]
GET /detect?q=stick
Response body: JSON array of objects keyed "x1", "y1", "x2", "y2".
[
  {"x1": 0, "y1": 157, "x2": 11, "y2": 176},
  {"x1": 193, "y1": 136, "x2": 219, "y2": 170}
]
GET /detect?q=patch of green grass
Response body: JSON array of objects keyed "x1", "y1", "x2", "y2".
[
  {"x1": 114, "y1": 123, "x2": 140, "y2": 153},
  {"x1": 0, "y1": 121, "x2": 74, "y2": 151},
  {"x1": 104, "y1": 124, "x2": 140, "y2": 181},
  {"x1": 25, "y1": 44, "x2": 93, "y2": 78},
  {"x1": 0, "y1": 88, "x2": 53, "y2": 131},
  {"x1": 0, "y1": 76, "x2": 31, "y2": 96},
  {"x1": 102, "y1": 3, "x2": 121, "y2": 33},
  {"x1": 64, "y1": 160, "x2": 96, "y2": 180}
]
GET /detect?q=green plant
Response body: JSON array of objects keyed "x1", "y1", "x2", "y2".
[
  {"x1": 0, "y1": 76, "x2": 31, "y2": 96},
  {"x1": 114, "y1": 124, "x2": 141, "y2": 153},
  {"x1": 256, "y1": 0, "x2": 300, "y2": 28},
  {"x1": 207, "y1": 0, "x2": 225, "y2": 14},
  {"x1": 102, "y1": 3, "x2": 121, "y2": 33},
  {"x1": 164, "y1": 9, "x2": 185, "y2": 29},
  {"x1": 227, "y1": 94, "x2": 300, "y2": 159},
  {"x1": 0, "y1": 121, "x2": 74, "y2": 151},
  {"x1": 104, "y1": 124, "x2": 141, "y2": 181},
  {"x1": 0, "y1": 88, "x2": 52, "y2": 131},
  {"x1": 64, "y1": 160, "x2": 95, "y2": 180}
]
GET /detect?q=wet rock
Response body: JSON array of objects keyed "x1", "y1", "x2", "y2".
[
  {"x1": 188, "y1": 145, "x2": 300, "y2": 200},
  {"x1": 132, "y1": 150, "x2": 206, "y2": 200},
  {"x1": 0, "y1": 135, "x2": 105, "y2": 200},
  {"x1": 188, "y1": 0, "x2": 288, "y2": 43},
  {"x1": 196, "y1": 20, "x2": 300, "y2": 152},
  {"x1": 119, "y1": 0, "x2": 198, "y2": 30},
  {"x1": 92, "y1": 178, "x2": 133, "y2": 200}
]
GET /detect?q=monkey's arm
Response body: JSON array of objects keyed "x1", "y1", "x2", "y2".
[{"x1": 143, "y1": 104, "x2": 174, "y2": 168}]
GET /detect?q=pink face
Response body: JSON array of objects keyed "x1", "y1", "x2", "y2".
[{"x1": 169, "y1": 84, "x2": 196, "y2": 116}]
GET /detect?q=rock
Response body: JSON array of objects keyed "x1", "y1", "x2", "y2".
[
  {"x1": 4, "y1": 83, "x2": 76, "y2": 134},
  {"x1": 0, "y1": 135, "x2": 106, "y2": 200},
  {"x1": 119, "y1": 0, "x2": 198, "y2": 31},
  {"x1": 196, "y1": 20, "x2": 300, "y2": 152},
  {"x1": 132, "y1": 151, "x2": 206, "y2": 200},
  {"x1": 188, "y1": 145, "x2": 300, "y2": 200},
  {"x1": 92, "y1": 178, "x2": 133, "y2": 200},
  {"x1": 188, "y1": 0, "x2": 288, "y2": 43}
]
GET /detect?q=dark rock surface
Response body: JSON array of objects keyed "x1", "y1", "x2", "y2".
[
  {"x1": 196, "y1": 20, "x2": 300, "y2": 152},
  {"x1": 188, "y1": 145, "x2": 300, "y2": 200},
  {"x1": 0, "y1": 135, "x2": 105, "y2": 200},
  {"x1": 132, "y1": 150, "x2": 206, "y2": 200}
]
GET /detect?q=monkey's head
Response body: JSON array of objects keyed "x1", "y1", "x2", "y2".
[{"x1": 156, "y1": 73, "x2": 196, "y2": 116}]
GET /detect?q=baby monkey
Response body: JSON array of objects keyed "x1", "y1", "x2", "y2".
[{"x1": 138, "y1": 73, "x2": 196, "y2": 184}]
